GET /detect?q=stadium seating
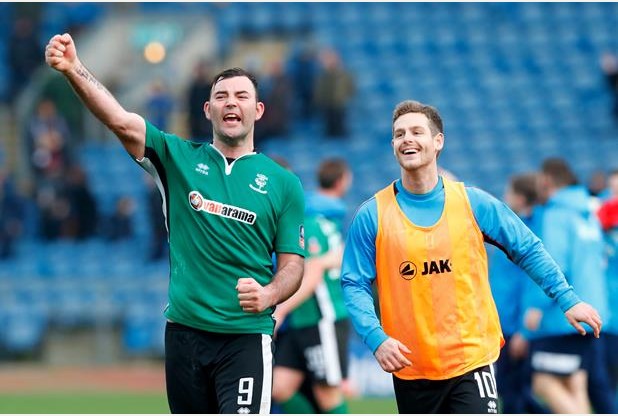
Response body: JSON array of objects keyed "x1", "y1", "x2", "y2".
[{"x1": 1, "y1": 2, "x2": 617, "y2": 357}]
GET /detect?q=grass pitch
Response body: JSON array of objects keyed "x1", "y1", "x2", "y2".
[{"x1": 0, "y1": 392, "x2": 397, "y2": 414}]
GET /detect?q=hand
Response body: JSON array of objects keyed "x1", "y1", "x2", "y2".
[
  {"x1": 236, "y1": 277, "x2": 274, "y2": 314},
  {"x1": 508, "y1": 332, "x2": 528, "y2": 360},
  {"x1": 45, "y1": 33, "x2": 78, "y2": 73},
  {"x1": 524, "y1": 307, "x2": 542, "y2": 332},
  {"x1": 374, "y1": 337, "x2": 412, "y2": 373},
  {"x1": 565, "y1": 301, "x2": 602, "y2": 338},
  {"x1": 272, "y1": 307, "x2": 288, "y2": 335}
]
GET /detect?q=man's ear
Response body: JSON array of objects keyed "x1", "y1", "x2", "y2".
[
  {"x1": 204, "y1": 101, "x2": 211, "y2": 120},
  {"x1": 435, "y1": 132, "x2": 444, "y2": 152},
  {"x1": 255, "y1": 101, "x2": 265, "y2": 121}
]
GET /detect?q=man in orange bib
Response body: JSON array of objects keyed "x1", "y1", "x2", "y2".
[{"x1": 340, "y1": 100, "x2": 603, "y2": 413}]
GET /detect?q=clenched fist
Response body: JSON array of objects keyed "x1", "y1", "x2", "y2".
[
  {"x1": 45, "y1": 33, "x2": 78, "y2": 73},
  {"x1": 236, "y1": 277, "x2": 274, "y2": 313}
]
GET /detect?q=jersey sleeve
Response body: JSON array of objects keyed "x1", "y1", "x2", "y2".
[
  {"x1": 134, "y1": 119, "x2": 181, "y2": 175},
  {"x1": 467, "y1": 187, "x2": 581, "y2": 313},
  {"x1": 304, "y1": 217, "x2": 328, "y2": 260},
  {"x1": 341, "y1": 198, "x2": 388, "y2": 353},
  {"x1": 274, "y1": 175, "x2": 306, "y2": 256}
]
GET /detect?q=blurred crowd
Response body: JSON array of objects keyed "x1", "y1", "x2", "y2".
[
  {"x1": 0, "y1": 4, "x2": 617, "y2": 412},
  {"x1": 1, "y1": 4, "x2": 358, "y2": 262}
]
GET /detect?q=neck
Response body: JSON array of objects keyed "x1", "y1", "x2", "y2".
[
  {"x1": 518, "y1": 206, "x2": 533, "y2": 217},
  {"x1": 212, "y1": 136, "x2": 254, "y2": 159},
  {"x1": 319, "y1": 188, "x2": 341, "y2": 198},
  {"x1": 400, "y1": 165, "x2": 440, "y2": 194}
]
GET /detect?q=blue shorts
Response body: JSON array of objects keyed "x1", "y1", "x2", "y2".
[{"x1": 530, "y1": 334, "x2": 595, "y2": 376}]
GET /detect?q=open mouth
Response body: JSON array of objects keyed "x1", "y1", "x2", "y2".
[{"x1": 223, "y1": 114, "x2": 241, "y2": 124}]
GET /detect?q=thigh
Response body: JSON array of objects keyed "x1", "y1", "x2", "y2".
[
  {"x1": 449, "y1": 364, "x2": 499, "y2": 414},
  {"x1": 215, "y1": 333, "x2": 274, "y2": 415},
  {"x1": 274, "y1": 328, "x2": 306, "y2": 372},
  {"x1": 530, "y1": 335, "x2": 591, "y2": 376},
  {"x1": 392, "y1": 375, "x2": 448, "y2": 414},
  {"x1": 165, "y1": 322, "x2": 218, "y2": 414}
]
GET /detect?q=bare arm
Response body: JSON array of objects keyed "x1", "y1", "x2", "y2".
[
  {"x1": 273, "y1": 256, "x2": 328, "y2": 328},
  {"x1": 44, "y1": 33, "x2": 146, "y2": 158},
  {"x1": 236, "y1": 253, "x2": 304, "y2": 313}
]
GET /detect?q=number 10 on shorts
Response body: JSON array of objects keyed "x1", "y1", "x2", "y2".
[{"x1": 473, "y1": 370, "x2": 497, "y2": 399}]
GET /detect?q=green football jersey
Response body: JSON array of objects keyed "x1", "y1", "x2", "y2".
[
  {"x1": 137, "y1": 120, "x2": 305, "y2": 335},
  {"x1": 287, "y1": 215, "x2": 348, "y2": 328}
]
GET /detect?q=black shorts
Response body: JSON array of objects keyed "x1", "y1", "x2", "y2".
[
  {"x1": 165, "y1": 321, "x2": 273, "y2": 414},
  {"x1": 530, "y1": 334, "x2": 595, "y2": 376},
  {"x1": 274, "y1": 318, "x2": 350, "y2": 386},
  {"x1": 393, "y1": 364, "x2": 499, "y2": 414}
]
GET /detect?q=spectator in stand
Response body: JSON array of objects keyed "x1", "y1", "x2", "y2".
[
  {"x1": 145, "y1": 79, "x2": 174, "y2": 132},
  {"x1": 587, "y1": 169, "x2": 609, "y2": 200},
  {"x1": 186, "y1": 60, "x2": 214, "y2": 142},
  {"x1": 0, "y1": 169, "x2": 24, "y2": 259},
  {"x1": 287, "y1": 42, "x2": 320, "y2": 119},
  {"x1": 313, "y1": 49, "x2": 356, "y2": 138},
  {"x1": 600, "y1": 52, "x2": 618, "y2": 121},
  {"x1": 27, "y1": 98, "x2": 72, "y2": 181},
  {"x1": 103, "y1": 196, "x2": 135, "y2": 241},
  {"x1": 62, "y1": 164, "x2": 98, "y2": 240},
  {"x1": 8, "y1": 16, "x2": 41, "y2": 102},
  {"x1": 254, "y1": 60, "x2": 293, "y2": 147}
]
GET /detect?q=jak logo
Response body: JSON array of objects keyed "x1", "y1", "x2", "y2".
[{"x1": 421, "y1": 259, "x2": 452, "y2": 276}]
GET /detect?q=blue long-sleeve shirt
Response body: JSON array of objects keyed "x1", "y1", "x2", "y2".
[
  {"x1": 341, "y1": 177, "x2": 581, "y2": 353},
  {"x1": 522, "y1": 185, "x2": 607, "y2": 338}
]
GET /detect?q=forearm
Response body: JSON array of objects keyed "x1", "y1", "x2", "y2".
[
  {"x1": 265, "y1": 254, "x2": 304, "y2": 307},
  {"x1": 276, "y1": 258, "x2": 324, "y2": 316},
  {"x1": 65, "y1": 61, "x2": 145, "y2": 157}
]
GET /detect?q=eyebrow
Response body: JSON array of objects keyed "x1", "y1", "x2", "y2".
[{"x1": 213, "y1": 89, "x2": 250, "y2": 95}]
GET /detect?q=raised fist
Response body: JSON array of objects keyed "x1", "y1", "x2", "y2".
[{"x1": 45, "y1": 33, "x2": 78, "y2": 73}]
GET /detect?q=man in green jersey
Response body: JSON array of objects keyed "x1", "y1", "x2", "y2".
[
  {"x1": 45, "y1": 33, "x2": 305, "y2": 414},
  {"x1": 272, "y1": 158, "x2": 352, "y2": 413}
]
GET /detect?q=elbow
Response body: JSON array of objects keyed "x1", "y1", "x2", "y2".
[
  {"x1": 108, "y1": 114, "x2": 133, "y2": 138},
  {"x1": 109, "y1": 113, "x2": 144, "y2": 158}
]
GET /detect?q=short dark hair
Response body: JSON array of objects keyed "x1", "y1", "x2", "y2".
[
  {"x1": 392, "y1": 100, "x2": 443, "y2": 137},
  {"x1": 510, "y1": 173, "x2": 538, "y2": 206},
  {"x1": 211, "y1": 67, "x2": 259, "y2": 101},
  {"x1": 541, "y1": 157, "x2": 578, "y2": 187},
  {"x1": 318, "y1": 158, "x2": 349, "y2": 189}
]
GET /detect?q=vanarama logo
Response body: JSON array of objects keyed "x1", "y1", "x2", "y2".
[{"x1": 188, "y1": 191, "x2": 257, "y2": 225}]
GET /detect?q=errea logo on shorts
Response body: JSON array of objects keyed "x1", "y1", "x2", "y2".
[{"x1": 188, "y1": 191, "x2": 257, "y2": 224}]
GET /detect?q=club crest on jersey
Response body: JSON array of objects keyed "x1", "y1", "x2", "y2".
[
  {"x1": 188, "y1": 191, "x2": 257, "y2": 225},
  {"x1": 249, "y1": 173, "x2": 268, "y2": 194}
]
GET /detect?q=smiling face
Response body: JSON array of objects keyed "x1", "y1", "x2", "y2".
[
  {"x1": 205, "y1": 75, "x2": 264, "y2": 147},
  {"x1": 392, "y1": 112, "x2": 444, "y2": 173}
]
